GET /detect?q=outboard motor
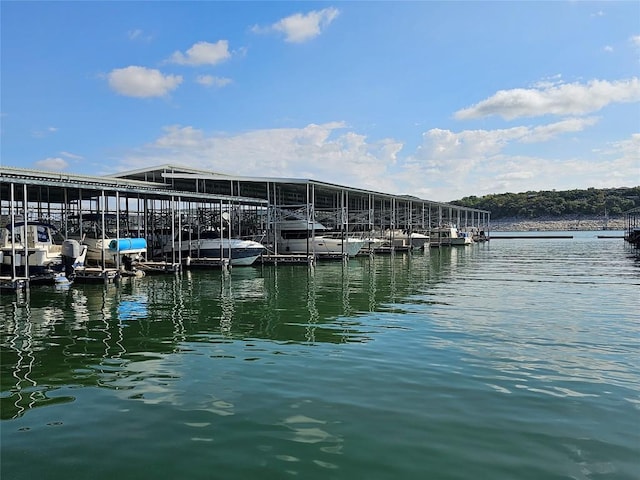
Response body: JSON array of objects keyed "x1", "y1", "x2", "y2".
[
  {"x1": 122, "y1": 254, "x2": 133, "y2": 272},
  {"x1": 61, "y1": 239, "x2": 82, "y2": 279}
]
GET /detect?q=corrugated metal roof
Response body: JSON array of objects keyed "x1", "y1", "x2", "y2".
[
  {"x1": 110, "y1": 164, "x2": 490, "y2": 213},
  {"x1": 0, "y1": 166, "x2": 268, "y2": 205}
]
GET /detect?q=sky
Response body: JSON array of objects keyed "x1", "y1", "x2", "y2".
[{"x1": 1, "y1": 1, "x2": 639, "y2": 202}]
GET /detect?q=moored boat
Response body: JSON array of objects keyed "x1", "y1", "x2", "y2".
[
  {"x1": 274, "y1": 219, "x2": 365, "y2": 257},
  {"x1": 161, "y1": 230, "x2": 265, "y2": 266},
  {"x1": 66, "y1": 214, "x2": 147, "y2": 267},
  {"x1": 430, "y1": 225, "x2": 473, "y2": 247},
  {"x1": 0, "y1": 221, "x2": 87, "y2": 282}
]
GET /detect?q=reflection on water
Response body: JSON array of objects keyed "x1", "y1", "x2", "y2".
[
  {"x1": 0, "y1": 249, "x2": 452, "y2": 420},
  {"x1": 1, "y1": 237, "x2": 638, "y2": 480}
]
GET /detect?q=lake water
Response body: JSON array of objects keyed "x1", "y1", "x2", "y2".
[{"x1": 1, "y1": 231, "x2": 638, "y2": 480}]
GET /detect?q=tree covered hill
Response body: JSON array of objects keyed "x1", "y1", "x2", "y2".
[{"x1": 451, "y1": 187, "x2": 640, "y2": 219}]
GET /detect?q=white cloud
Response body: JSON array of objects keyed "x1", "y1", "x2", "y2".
[
  {"x1": 631, "y1": 35, "x2": 640, "y2": 48},
  {"x1": 411, "y1": 119, "x2": 595, "y2": 165},
  {"x1": 108, "y1": 119, "x2": 636, "y2": 202},
  {"x1": 524, "y1": 117, "x2": 599, "y2": 143},
  {"x1": 196, "y1": 75, "x2": 232, "y2": 87},
  {"x1": 114, "y1": 122, "x2": 401, "y2": 193},
  {"x1": 36, "y1": 157, "x2": 69, "y2": 171},
  {"x1": 108, "y1": 66, "x2": 182, "y2": 97},
  {"x1": 168, "y1": 40, "x2": 231, "y2": 66},
  {"x1": 59, "y1": 151, "x2": 84, "y2": 160},
  {"x1": 397, "y1": 118, "x2": 634, "y2": 200},
  {"x1": 494, "y1": 170, "x2": 534, "y2": 181},
  {"x1": 532, "y1": 75, "x2": 563, "y2": 89},
  {"x1": 602, "y1": 133, "x2": 640, "y2": 164},
  {"x1": 603, "y1": 45, "x2": 613, "y2": 53},
  {"x1": 128, "y1": 28, "x2": 153, "y2": 42},
  {"x1": 399, "y1": 143, "x2": 639, "y2": 202},
  {"x1": 32, "y1": 126, "x2": 58, "y2": 138},
  {"x1": 252, "y1": 7, "x2": 339, "y2": 43},
  {"x1": 128, "y1": 29, "x2": 142, "y2": 40},
  {"x1": 455, "y1": 78, "x2": 640, "y2": 120}
]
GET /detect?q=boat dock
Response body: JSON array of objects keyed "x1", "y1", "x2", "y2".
[
  {"x1": 73, "y1": 267, "x2": 120, "y2": 284},
  {"x1": 260, "y1": 254, "x2": 317, "y2": 266},
  {"x1": 136, "y1": 261, "x2": 181, "y2": 275},
  {"x1": 624, "y1": 207, "x2": 640, "y2": 248},
  {"x1": 1, "y1": 165, "x2": 491, "y2": 290},
  {"x1": 0, "y1": 276, "x2": 28, "y2": 293}
]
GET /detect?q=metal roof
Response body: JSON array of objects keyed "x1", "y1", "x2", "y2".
[
  {"x1": 111, "y1": 164, "x2": 490, "y2": 213},
  {"x1": 0, "y1": 166, "x2": 268, "y2": 205},
  {"x1": 1, "y1": 165, "x2": 490, "y2": 215}
]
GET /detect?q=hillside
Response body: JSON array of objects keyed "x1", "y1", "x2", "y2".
[{"x1": 451, "y1": 187, "x2": 640, "y2": 219}]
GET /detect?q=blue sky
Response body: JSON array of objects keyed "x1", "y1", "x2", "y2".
[{"x1": 1, "y1": 1, "x2": 639, "y2": 202}]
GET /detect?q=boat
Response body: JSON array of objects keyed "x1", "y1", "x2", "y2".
[
  {"x1": 0, "y1": 221, "x2": 87, "y2": 282},
  {"x1": 66, "y1": 214, "x2": 147, "y2": 267},
  {"x1": 79, "y1": 233, "x2": 147, "y2": 267},
  {"x1": 381, "y1": 229, "x2": 430, "y2": 250},
  {"x1": 409, "y1": 232, "x2": 430, "y2": 249},
  {"x1": 454, "y1": 230, "x2": 474, "y2": 246},
  {"x1": 273, "y1": 219, "x2": 366, "y2": 257},
  {"x1": 161, "y1": 229, "x2": 265, "y2": 266},
  {"x1": 430, "y1": 225, "x2": 473, "y2": 247},
  {"x1": 358, "y1": 235, "x2": 387, "y2": 254},
  {"x1": 467, "y1": 227, "x2": 489, "y2": 242}
]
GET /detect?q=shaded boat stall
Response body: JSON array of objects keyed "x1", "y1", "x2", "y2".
[
  {"x1": 113, "y1": 165, "x2": 491, "y2": 257},
  {"x1": 624, "y1": 207, "x2": 640, "y2": 248},
  {"x1": 1, "y1": 164, "x2": 490, "y2": 288},
  {"x1": 0, "y1": 167, "x2": 268, "y2": 286}
]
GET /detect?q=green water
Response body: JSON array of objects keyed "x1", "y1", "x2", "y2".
[{"x1": 1, "y1": 232, "x2": 638, "y2": 479}]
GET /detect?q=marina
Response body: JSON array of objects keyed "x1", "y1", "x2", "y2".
[
  {"x1": 1, "y1": 165, "x2": 490, "y2": 290},
  {"x1": 2, "y1": 3, "x2": 638, "y2": 479},
  {"x1": 2, "y1": 167, "x2": 637, "y2": 479}
]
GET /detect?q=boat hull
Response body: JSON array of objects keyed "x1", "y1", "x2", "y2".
[
  {"x1": 277, "y1": 236, "x2": 365, "y2": 257},
  {"x1": 165, "y1": 238, "x2": 265, "y2": 266}
]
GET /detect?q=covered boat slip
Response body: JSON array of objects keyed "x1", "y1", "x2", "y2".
[
  {"x1": 1, "y1": 165, "x2": 490, "y2": 283},
  {"x1": 112, "y1": 165, "x2": 491, "y2": 254},
  {"x1": 0, "y1": 167, "x2": 268, "y2": 284}
]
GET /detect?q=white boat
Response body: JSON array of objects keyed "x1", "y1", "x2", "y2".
[
  {"x1": 274, "y1": 219, "x2": 366, "y2": 257},
  {"x1": 162, "y1": 230, "x2": 265, "y2": 266},
  {"x1": 72, "y1": 234, "x2": 147, "y2": 267},
  {"x1": 0, "y1": 221, "x2": 87, "y2": 281},
  {"x1": 359, "y1": 235, "x2": 387, "y2": 254},
  {"x1": 381, "y1": 229, "x2": 430, "y2": 250},
  {"x1": 453, "y1": 231, "x2": 474, "y2": 245},
  {"x1": 430, "y1": 225, "x2": 473, "y2": 246},
  {"x1": 464, "y1": 226, "x2": 488, "y2": 242},
  {"x1": 67, "y1": 215, "x2": 147, "y2": 266}
]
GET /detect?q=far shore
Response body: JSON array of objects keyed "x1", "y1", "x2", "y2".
[{"x1": 489, "y1": 215, "x2": 625, "y2": 232}]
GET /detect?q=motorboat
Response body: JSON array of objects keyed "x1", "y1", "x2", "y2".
[
  {"x1": 66, "y1": 214, "x2": 147, "y2": 266},
  {"x1": 161, "y1": 229, "x2": 265, "y2": 266},
  {"x1": 0, "y1": 221, "x2": 87, "y2": 281},
  {"x1": 453, "y1": 231, "x2": 474, "y2": 246},
  {"x1": 381, "y1": 229, "x2": 430, "y2": 250},
  {"x1": 430, "y1": 225, "x2": 473, "y2": 247},
  {"x1": 76, "y1": 233, "x2": 147, "y2": 267},
  {"x1": 274, "y1": 219, "x2": 366, "y2": 257},
  {"x1": 463, "y1": 226, "x2": 489, "y2": 242}
]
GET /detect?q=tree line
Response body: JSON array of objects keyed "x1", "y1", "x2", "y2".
[{"x1": 451, "y1": 187, "x2": 640, "y2": 219}]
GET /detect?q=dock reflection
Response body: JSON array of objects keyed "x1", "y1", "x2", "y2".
[{"x1": 0, "y1": 247, "x2": 467, "y2": 418}]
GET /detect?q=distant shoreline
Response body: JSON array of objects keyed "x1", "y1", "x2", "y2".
[{"x1": 489, "y1": 215, "x2": 625, "y2": 232}]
